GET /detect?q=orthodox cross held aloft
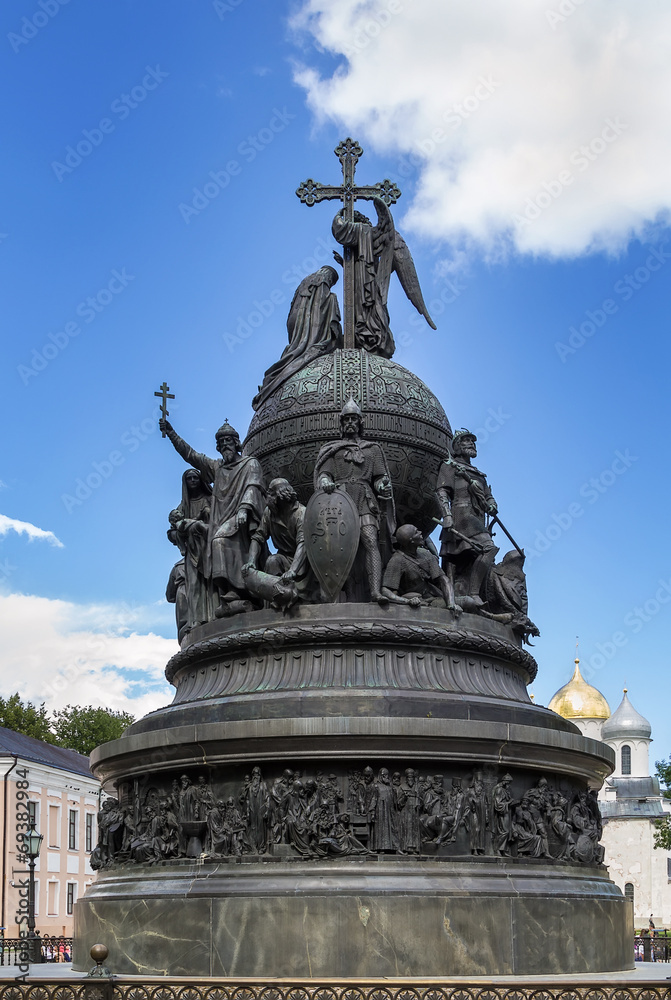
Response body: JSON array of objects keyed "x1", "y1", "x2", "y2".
[
  {"x1": 154, "y1": 381, "x2": 175, "y2": 437},
  {"x1": 296, "y1": 138, "x2": 401, "y2": 349}
]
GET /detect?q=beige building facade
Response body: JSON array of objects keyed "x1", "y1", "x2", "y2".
[{"x1": 0, "y1": 727, "x2": 100, "y2": 939}]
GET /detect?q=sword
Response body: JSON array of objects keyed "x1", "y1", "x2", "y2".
[
  {"x1": 432, "y1": 517, "x2": 486, "y2": 553},
  {"x1": 488, "y1": 514, "x2": 524, "y2": 556}
]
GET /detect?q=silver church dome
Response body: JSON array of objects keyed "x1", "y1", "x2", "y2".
[{"x1": 601, "y1": 689, "x2": 651, "y2": 740}]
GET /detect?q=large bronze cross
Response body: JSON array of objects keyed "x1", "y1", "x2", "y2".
[
  {"x1": 296, "y1": 138, "x2": 401, "y2": 349},
  {"x1": 154, "y1": 381, "x2": 175, "y2": 436}
]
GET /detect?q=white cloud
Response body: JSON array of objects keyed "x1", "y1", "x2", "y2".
[
  {"x1": 0, "y1": 592, "x2": 176, "y2": 717},
  {"x1": 291, "y1": 0, "x2": 671, "y2": 259},
  {"x1": 0, "y1": 513, "x2": 63, "y2": 548}
]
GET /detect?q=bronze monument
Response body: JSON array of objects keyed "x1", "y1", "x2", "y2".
[{"x1": 75, "y1": 140, "x2": 631, "y2": 978}]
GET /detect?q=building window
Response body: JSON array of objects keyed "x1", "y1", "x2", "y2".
[
  {"x1": 48, "y1": 805, "x2": 60, "y2": 848},
  {"x1": 667, "y1": 857, "x2": 671, "y2": 880},
  {"x1": 34, "y1": 879, "x2": 39, "y2": 916},
  {"x1": 66, "y1": 883, "x2": 77, "y2": 915},
  {"x1": 68, "y1": 809, "x2": 78, "y2": 850},
  {"x1": 621, "y1": 744, "x2": 632, "y2": 775},
  {"x1": 27, "y1": 801, "x2": 38, "y2": 827},
  {"x1": 85, "y1": 813, "x2": 95, "y2": 853},
  {"x1": 47, "y1": 881, "x2": 58, "y2": 916},
  {"x1": 624, "y1": 882, "x2": 634, "y2": 906}
]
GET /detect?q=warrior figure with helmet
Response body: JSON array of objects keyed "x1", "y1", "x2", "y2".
[
  {"x1": 436, "y1": 428, "x2": 499, "y2": 610},
  {"x1": 313, "y1": 398, "x2": 395, "y2": 604}
]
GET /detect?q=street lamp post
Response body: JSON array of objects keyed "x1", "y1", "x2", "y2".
[{"x1": 25, "y1": 825, "x2": 43, "y2": 965}]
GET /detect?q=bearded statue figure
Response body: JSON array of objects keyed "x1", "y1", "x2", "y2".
[
  {"x1": 313, "y1": 398, "x2": 395, "y2": 604},
  {"x1": 435, "y1": 428, "x2": 499, "y2": 610},
  {"x1": 159, "y1": 417, "x2": 265, "y2": 618}
]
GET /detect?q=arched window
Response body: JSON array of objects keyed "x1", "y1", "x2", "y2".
[
  {"x1": 621, "y1": 744, "x2": 632, "y2": 775},
  {"x1": 624, "y1": 882, "x2": 634, "y2": 906}
]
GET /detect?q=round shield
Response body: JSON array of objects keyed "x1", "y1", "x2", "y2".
[{"x1": 304, "y1": 488, "x2": 360, "y2": 602}]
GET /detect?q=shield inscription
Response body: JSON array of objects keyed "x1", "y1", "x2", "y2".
[{"x1": 304, "y1": 488, "x2": 360, "y2": 602}]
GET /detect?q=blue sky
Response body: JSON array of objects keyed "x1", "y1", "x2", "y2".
[{"x1": 1, "y1": 0, "x2": 670, "y2": 753}]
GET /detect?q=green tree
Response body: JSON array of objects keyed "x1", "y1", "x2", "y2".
[
  {"x1": 653, "y1": 757, "x2": 671, "y2": 850},
  {"x1": 51, "y1": 705, "x2": 135, "y2": 756},
  {"x1": 0, "y1": 692, "x2": 56, "y2": 743}
]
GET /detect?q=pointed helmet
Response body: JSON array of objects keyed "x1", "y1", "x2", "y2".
[{"x1": 340, "y1": 398, "x2": 363, "y2": 419}]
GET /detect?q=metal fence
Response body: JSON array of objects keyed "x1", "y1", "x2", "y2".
[
  {"x1": 0, "y1": 936, "x2": 73, "y2": 966},
  {"x1": 0, "y1": 985, "x2": 670, "y2": 1000},
  {"x1": 635, "y1": 931, "x2": 671, "y2": 963}
]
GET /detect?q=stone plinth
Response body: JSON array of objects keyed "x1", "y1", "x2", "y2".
[
  {"x1": 75, "y1": 858, "x2": 630, "y2": 977},
  {"x1": 74, "y1": 605, "x2": 632, "y2": 976}
]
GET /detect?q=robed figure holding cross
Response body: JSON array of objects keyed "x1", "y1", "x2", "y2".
[{"x1": 159, "y1": 415, "x2": 265, "y2": 618}]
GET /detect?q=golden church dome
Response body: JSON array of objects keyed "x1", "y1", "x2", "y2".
[{"x1": 548, "y1": 659, "x2": 611, "y2": 720}]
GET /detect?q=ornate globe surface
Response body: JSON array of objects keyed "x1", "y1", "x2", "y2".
[{"x1": 244, "y1": 348, "x2": 452, "y2": 534}]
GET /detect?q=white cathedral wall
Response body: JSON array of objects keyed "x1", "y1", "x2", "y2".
[
  {"x1": 603, "y1": 817, "x2": 671, "y2": 926},
  {"x1": 572, "y1": 718, "x2": 604, "y2": 740},
  {"x1": 607, "y1": 737, "x2": 650, "y2": 778}
]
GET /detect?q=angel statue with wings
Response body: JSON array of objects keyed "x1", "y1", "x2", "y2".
[
  {"x1": 255, "y1": 140, "x2": 438, "y2": 404},
  {"x1": 332, "y1": 196, "x2": 436, "y2": 359}
]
